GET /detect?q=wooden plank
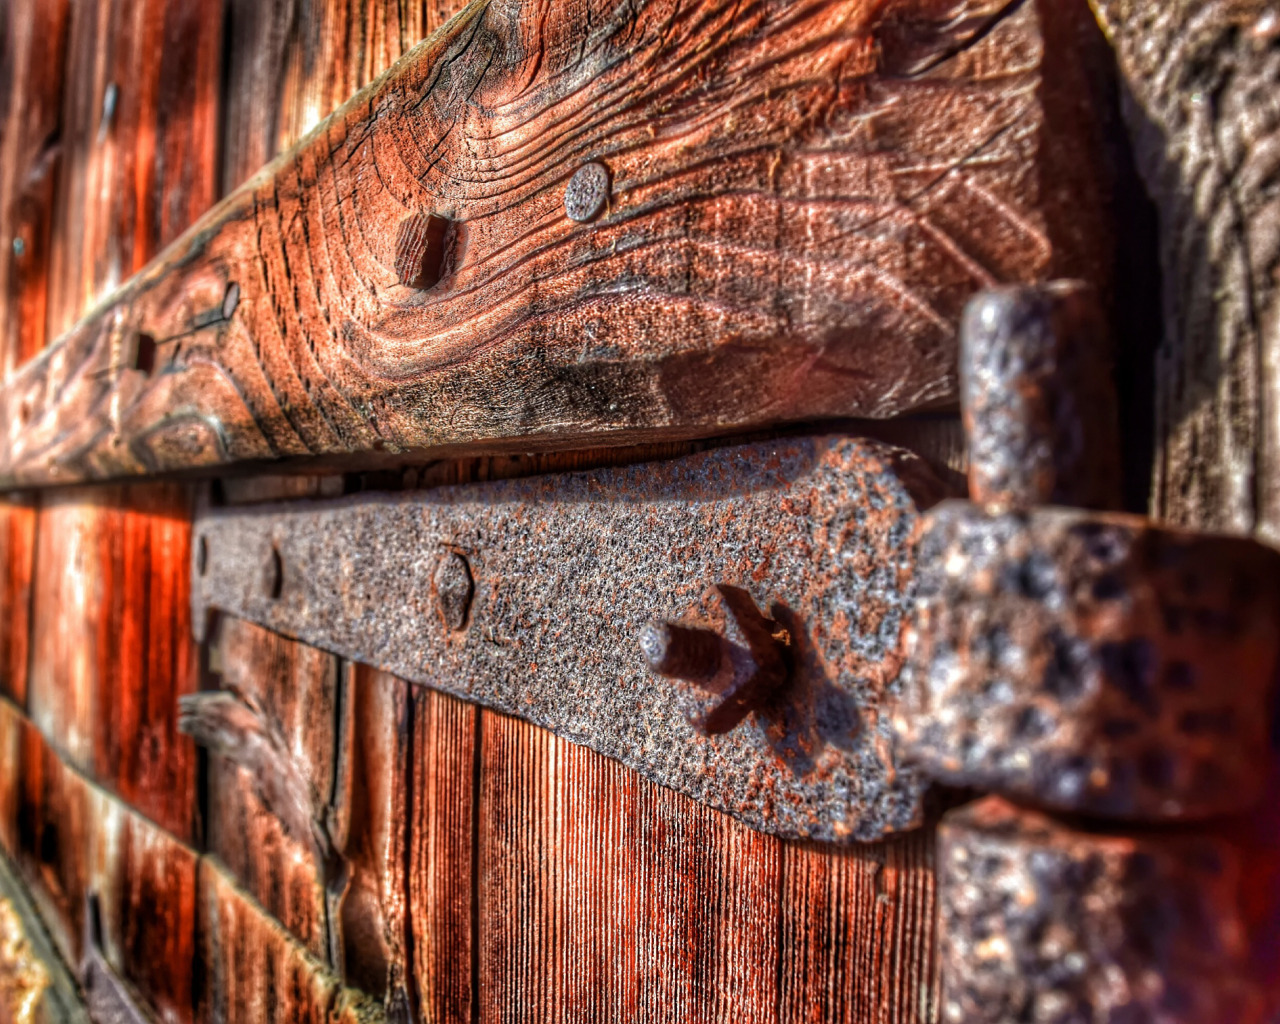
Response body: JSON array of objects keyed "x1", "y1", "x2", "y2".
[
  {"x1": 1089, "y1": 0, "x2": 1280, "y2": 534},
  {"x1": 220, "y1": 0, "x2": 473, "y2": 193},
  {"x1": 205, "y1": 617, "x2": 340, "y2": 962},
  {"x1": 199, "y1": 855, "x2": 382, "y2": 1024},
  {"x1": 0, "y1": 697, "x2": 199, "y2": 1024},
  {"x1": 779, "y1": 832, "x2": 938, "y2": 1024},
  {"x1": 406, "y1": 683, "x2": 476, "y2": 1023},
  {"x1": 478, "y1": 710, "x2": 779, "y2": 1023},
  {"x1": 331, "y1": 665, "x2": 476, "y2": 1019},
  {"x1": 478, "y1": 709, "x2": 941, "y2": 1022},
  {"x1": 0, "y1": 0, "x2": 70, "y2": 376},
  {"x1": 44, "y1": 0, "x2": 222, "y2": 340},
  {"x1": 28, "y1": 483, "x2": 201, "y2": 841},
  {"x1": 0, "y1": 0, "x2": 1117, "y2": 487},
  {"x1": 0, "y1": 500, "x2": 35, "y2": 708},
  {"x1": 84, "y1": 781, "x2": 199, "y2": 1024}
]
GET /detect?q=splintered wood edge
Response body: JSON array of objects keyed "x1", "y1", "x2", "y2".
[{"x1": 0, "y1": 0, "x2": 1115, "y2": 488}]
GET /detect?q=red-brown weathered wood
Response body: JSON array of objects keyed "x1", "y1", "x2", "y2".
[
  {"x1": 0, "y1": 697, "x2": 199, "y2": 1023},
  {"x1": 779, "y1": 835, "x2": 938, "y2": 1024},
  {"x1": 0, "y1": 0, "x2": 1116, "y2": 488},
  {"x1": 406, "y1": 683, "x2": 476, "y2": 1023},
  {"x1": 220, "y1": 0, "x2": 473, "y2": 194},
  {"x1": 44, "y1": 0, "x2": 222, "y2": 341},
  {"x1": 0, "y1": 0, "x2": 70, "y2": 376},
  {"x1": 0, "y1": 501, "x2": 35, "y2": 708},
  {"x1": 198, "y1": 855, "x2": 382, "y2": 1024},
  {"x1": 203, "y1": 617, "x2": 339, "y2": 962},
  {"x1": 331, "y1": 664, "x2": 476, "y2": 1019},
  {"x1": 477, "y1": 710, "x2": 939, "y2": 1023},
  {"x1": 28, "y1": 484, "x2": 200, "y2": 841}
]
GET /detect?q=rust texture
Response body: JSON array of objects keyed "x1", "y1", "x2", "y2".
[
  {"x1": 894, "y1": 499, "x2": 1280, "y2": 820},
  {"x1": 194, "y1": 435, "x2": 951, "y2": 842},
  {"x1": 938, "y1": 797, "x2": 1273, "y2": 1024},
  {"x1": 961, "y1": 281, "x2": 1120, "y2": 510}
]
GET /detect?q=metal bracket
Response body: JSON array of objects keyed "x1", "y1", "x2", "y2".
[{"x1": 193, "y1": 435, "x2": 948, "y2": 842}]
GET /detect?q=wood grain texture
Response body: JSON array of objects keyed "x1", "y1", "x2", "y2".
[
  {"x1": 27, "y1": 484, "x2": 200, "y2": 841},
  {"x1": 0, "y1": 0, "x2": 70, "y2": 376},
  {"x1": 331, "y1": 664, "x2": 476, "y2": 1019},
  {"x1": 198, "y1": 855, "x2": 383, "y2": 1024},
  {"x1": 0, "y1": 697, "x2": 199, "y2": 1024},
  {"x1": 43, "y1": 0, "x2": 222, "y2": 340},
  {"x1": 1089, "y1": 0, "x2": 1280, "y2": 534},
  {"x1": 0, "y1": 0, "x2": 1116, "y2": 488},
  {"x1": 478, "y1": 710, "x2": 939, "y2": 1023},
  {"x1": 220, "y1": 0, "x2": 473, "y2": 193},
  {"x1": 205, "y1": 617, "x2": 339, "y2": 963},
  {"x1": 406, "y1": 682, "x2": 476, "y2": 1024},
  {"x1": 0, "y1": 500, "x2": 35, "y2": 708},
  {"x1": 779, "y1": 833, "x2": 937, "y2": 1024}
]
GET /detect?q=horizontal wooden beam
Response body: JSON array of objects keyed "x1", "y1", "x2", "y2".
[{"x1": 0, "y1": 0, "x2": 1116, "y2": 487}]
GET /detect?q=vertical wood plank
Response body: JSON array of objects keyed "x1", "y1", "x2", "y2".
[
  {"x1": 0, "y1": 0, "x2": 70, "y2": 375},
  {"x1": 0, "y1": 0, "x2": 69, "y2": 716},
  {"x1": 219, "y1": 0, "x2": 471, "y2": 192},
  {"x1": 206, "y1": 617, "x2": 340, "y2": 962},
  {"x1": 198, "y1": 856, "x2": 383, "y2": 1024},
  {"x1": 477, "y1": 712, "x2": 783, "y2": 1024},
  {"x1": 408, "y1": 686, "x2": 476, "y2": 1024},
  {"x1": 45, "y1": 0, "x2": 221, "y2": 338},
  {"x1": 329, "y1": 664, "x2": 476, "y2": 1018},
  {"x1": 29, "y1": 484, "x2": 200, "y2": 840},
  {"x1": 779, "y1": 832, "x2": 939, "y2": 1024},
  {"x1": 0, "y1": 501, "x2": 34, "y2": 708},
  {"x1": 86, "y1": 782, "x2": 200, "y2": 1024},
  {"x1": 332, "y1": 663, "x2": 413, "y2": 1004}
]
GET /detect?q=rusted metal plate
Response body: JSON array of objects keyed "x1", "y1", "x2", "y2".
[
  {"x1": 895, "y1": 500, "x2": 1280, "y2": 820},
  {"x1": 193, "y1": 436, "x2": 948, "y2": 842},
  {"x1": 960, "y1": 282, "x2": 1120, "y2": 510},
  {"x1": 938, "y1": 796, "x2": 1271, "y2": 1024}
]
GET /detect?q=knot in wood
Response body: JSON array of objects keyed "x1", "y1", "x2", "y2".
[
  {"x1": 394, "y1": 212, "x2": 450, "y2": 289},
  {"x1": 563, "y1": 162, "x2": 610, "y2": 222},
  {"x1": 433, "y1": 550, "x2": 474, "y2": 631}
]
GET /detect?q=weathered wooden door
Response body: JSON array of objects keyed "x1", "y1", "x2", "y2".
[{"x1": 0, "y1": 1, "x2": 1277, "y2": 1022}]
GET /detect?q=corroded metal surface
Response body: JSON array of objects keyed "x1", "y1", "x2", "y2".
[
  {"x1": 895, "y1": 500, "x2": 1280, "y2": 820},
  {"x1": 194, "y1": 436, "x2": 948, "y2": 842},
  {"x1": 961, "y1": 281, "x2": 1120, "y2": 510},
  {"x1": 938, "y1": 797, "x2": 1271, "y2": 1024}
]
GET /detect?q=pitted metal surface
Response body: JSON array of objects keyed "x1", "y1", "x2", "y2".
[
  {"x1": 193, "y1": 436, "x2": 948, "y2": 842},
  {"x1": 938, "y1": 797, "x2": 1269, "y2": 1024},
  {"x1": 895, "y1": 500, "x2": 1280, "y2": 820},
  {"x1": 961, "y1": 282, "x2": 1120, "y2": 511}
]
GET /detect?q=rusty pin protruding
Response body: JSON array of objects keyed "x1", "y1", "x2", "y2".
[
  {"x1": 642, "y1": 585, "x2": 792, "y2": 736},
  {"x1": 564, "y1": 162, "x2": 610, "y2": 222},
  {"x1": 640, "y1": 621, "x2": 723, "y2": 680}
]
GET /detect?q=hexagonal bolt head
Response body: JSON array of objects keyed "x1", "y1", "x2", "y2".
[{"x1": 433, "y1": 550, "x2": 474, "y2": 632}]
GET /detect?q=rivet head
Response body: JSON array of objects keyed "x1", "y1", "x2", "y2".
[
  {"x1": 222, "y1": 281, "x2": 240, "y2": 320},
  {"x1": 434, "y1": 551, "x2": 474, "y2": 631},
  {"x1": 564, "y1": 162, "x2": 610, "y2": 222}
]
